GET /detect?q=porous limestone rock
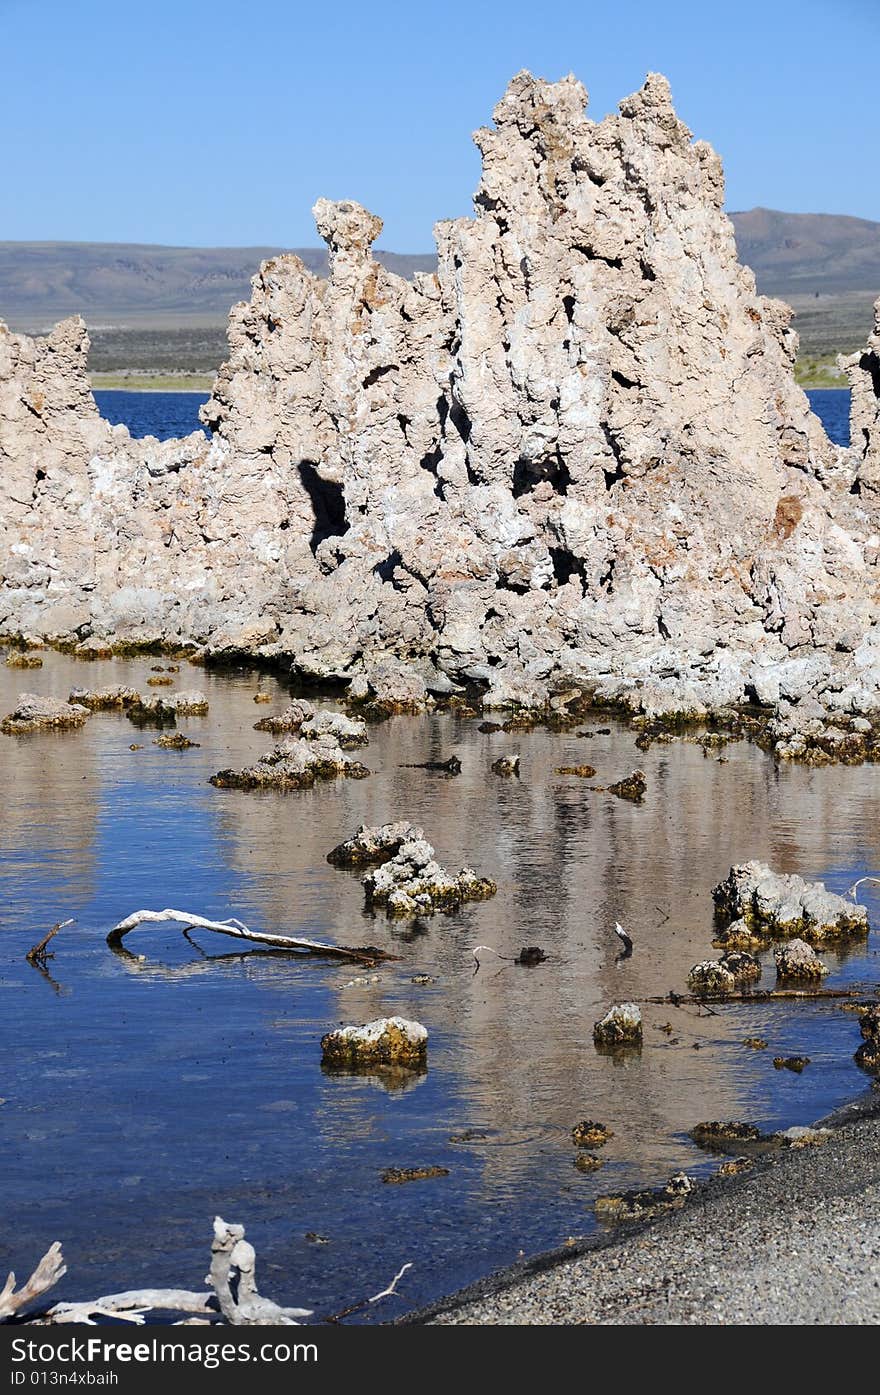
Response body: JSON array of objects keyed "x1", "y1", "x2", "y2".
[
  {"x1": 712, "y1": 861, "x2": 869, "y2": 941},
  {"x1": 127, "y1": 690, "x2": 210, "y2": 723},
  {"x1": 690, "y1": 1121, "x2": 766, "y2": 1150},
  {"x1": 5, "y1": 651, "x2": 42, "y2": 668},
  {"x1": 572, "y1": 1120, "x2": 612, "y2": 1147},
  {"x1": 854, "y1": 1004, "x2": 880, "y2": 1073},
  {"x1": 1, "y1": 692, "x2": 90, "y2": 734},
  {"x1": 687, "y1": 960, "x2": 736, "y2": 994},
  {"x1": 594, "y1": 1172, "x2": 693, "y2": 1222},
  {"x1": 3, "y1": 72, "x2": 880, "y2": 752},
  {"x1": 320, "y1": 1015, "x2": 427, "y2": 1071},
  {"x1": 326, "y1": 820, "x2": 425, "y2": 867},
  {"x1": 773, "y1": 938, "x2": 829, "y2": 980},
  {"x1": 68, "y1": 684, "x2": 140, "y2": 710},
  {"x1": 718, "y1": 949, "x2": 762, "y2": 982},
  {"x1": 593, "y1": 1002, "x2": 642, "y2": 1047},
  {"x1": 361, "y1": 836, "x2": 496, "y2": 917},
  {"x1": 299, "y1": 710, "x2": 367, "y2": 747},
  {"x1": 210, "y1": 735, "x2": 370, "y2": 790},
  {"x1": 253, "y1": 699, "x2": 316, "y2": 733}
]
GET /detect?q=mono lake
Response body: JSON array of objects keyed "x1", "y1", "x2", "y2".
[
  {"x1": 93, "y1": 387, "x2": 853, "y2": 448},
  {"x1": 1, "y1": 647, "x2": 878, "y2": 1320}
]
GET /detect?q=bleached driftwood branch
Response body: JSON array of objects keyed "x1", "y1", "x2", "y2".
[
  {"x1": 0, "y1": 1243, "x2": 67, "y2": 1320},
  {"x1": 4, "y1": 1219, "x2": 411, "y2": 1327},
  {"x1": 108, "y1": 909, "x2": 393, "y2": 964},
  {"x1": 208, "y1": 1218, "x2": 312, "y2": 1326},
  {"x1": 47, "y1": 1289, "x2": 215, "y2": 1326},
  {"x1": 847, "y1": 876, "x2": 880, "y2": 901}
]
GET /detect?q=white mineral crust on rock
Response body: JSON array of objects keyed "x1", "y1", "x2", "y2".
[{"x1": 2, "y1": 72, "x2": 880, "y2": 733}]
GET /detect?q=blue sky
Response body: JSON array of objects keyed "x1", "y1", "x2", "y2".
[{"x1": 0, "y1": 0, "x2": 875, "y2": 250}]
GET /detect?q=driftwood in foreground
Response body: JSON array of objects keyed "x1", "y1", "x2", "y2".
[
  {"x1": 2, "y1": 1218, "x2": 412, "y2": 1326},
  {"x1": 108, "y1": 909, "x2": 396, "y2": 965}
]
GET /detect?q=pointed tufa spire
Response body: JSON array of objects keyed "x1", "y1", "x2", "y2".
[{"x1": 312, "y1": 198, "x2": 384, "y2": 261}]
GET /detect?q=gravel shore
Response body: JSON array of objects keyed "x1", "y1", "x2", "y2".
[{"x1": 410, "y1": 1092, "x2": 880, "y2": 1325}]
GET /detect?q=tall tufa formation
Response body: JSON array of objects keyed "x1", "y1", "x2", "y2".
[{"x1": 2, "y1": 71, "x2": 880, "y2": 728}]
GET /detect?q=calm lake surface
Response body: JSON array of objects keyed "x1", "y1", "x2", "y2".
[
  {"x1": 93, "y1": 388, "x2": 852, "y2": 449},
  {"x1": 2, "y1": 651, "x2": 879, "y2": 1320},
  {"x1": 0, "y1": 385, "x2": 869, "y2": 1320}
]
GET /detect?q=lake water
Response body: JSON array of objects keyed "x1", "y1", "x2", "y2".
[
  {"x1": 0, "y1": 384, "x2": 870, "y2": 1321},
  {"x1": 93, "y1": 388, "x2": 852, "y2": 449},
  {"x1": 1, "y1": 649, "x2": 878, "y2": 1321}
]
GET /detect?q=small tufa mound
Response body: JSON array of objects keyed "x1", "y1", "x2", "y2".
[
  {"x1": 713, "y1": 917, "x2": 762, "y2": 950},
  {"x1": 773, "y1": 1055, "x2": 810, "y2": 1072},
  {"x1": 1, "y1": 693, "x2": 90, "y2": 734},
  {"x1": 362, "y1": 837, "x2": 496, "y2": 918},
  {"x1": 327, "y1": 821, "x2": 425, "y2": 867},
  {"x1": 774, "y1": 938, "x2": 829, "y2": 980},
  {"x1": 691, "y1": 1121, "x2": 765, "y2": 1150},
  {"x1": 593, "y1": 1002, "x2": 642, "y2": 1048},
  {"x1": 211, "y1": 735, "x2": 370, "y2": 791},
  {"x1": 595, "y1": 1172, "x2": 693, "y2": 1222},
  {"x1": 854, "y1": 1005, "x2": 880, "y2": 1073},
  {"x1": 719, "y1": 949, "x2": 762, "y2": 982},
  {"x1": 253, "y1": 691, "x2": 273, "y2": 704},
  {"x1": 743, "y1": 1037, "x2": 768, "y2": 1050},
  {"x1": 68, "y1": 685, "x2": 140, "y2": 710},
  {"x1": 572, "y1": 1120, "x2": 613, "y2": 1148},
  {"x1": 154, "y1": 732, "x2": 200, "y2": 750},
  {"x1": 147, "y1": 674, "x2": 174, "y2": 687},
  {"x1": 491, "y1": 754, "x2": 520, "y2": 776},
  {"x1": 687, "y1": 960, "x2": 736, "y2": 995},
  {"x1": 300, "y1": 710, "x2": 368, "y2": 749},
  {"x1": 608, "y1": 770, "x2": 647, "y2": 802},
  {"x1": 381, "y1": 1166, "x2": 449, "y2": 1184},
  {"x1": 321, "y1": 1016, "x2": 427, "y2": 1072},
  {"x1": 555, "y1": 764, "x2": 596, "y2": 777},
  {"x1": 712, "y1": 861, "x2": 868, "y2": 942},
  {"x1": 127, "y1": 690, "x2": 209, "y2": 725},
  {"x1": 254, "y1": 699, "x2": 315, "y2": 733},
  {"x1": 5, "y1": 651, "x2": 42, "y2": 668}
]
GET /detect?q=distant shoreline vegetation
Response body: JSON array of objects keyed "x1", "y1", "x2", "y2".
[{"x1": 90, "y1": 359, "x2": 848, "y2": 394}]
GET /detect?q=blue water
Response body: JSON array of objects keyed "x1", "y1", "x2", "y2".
[
  {"x1": 807, "y1": 389, "x2": 850, "y2": 447},
  {"x1": 2, "y1": 651, "x2": 879, "y2": 1322},
  {"x1": 94, "y1": 391, "x2": 210, "y2": 441},
  {"x1": 93, "y1": 388, "x2": 851, "y2": 449}
]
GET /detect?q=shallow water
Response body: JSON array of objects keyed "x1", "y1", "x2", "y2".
[{"x1": 1, "y1": 650, "x2": 879, "y2": 1319}]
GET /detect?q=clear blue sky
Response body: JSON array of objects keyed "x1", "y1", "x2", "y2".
[{"x1": 0, "y1": 0, "x2": 875, "y2": 250}]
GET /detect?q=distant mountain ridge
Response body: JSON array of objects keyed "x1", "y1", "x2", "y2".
[
  {"x1": 729, "y1": 208, "x2": 880, "y2": 296},
  {"x1": 0, "y1": 242, "x2": 436, "y2": 328},
  {"x1": 1, "y1": 210, "x2": 878, "y2": 362}
]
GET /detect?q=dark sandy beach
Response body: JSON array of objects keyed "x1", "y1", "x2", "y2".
[{"x1": 412, "y1": 1091, "x2": 880, "y2": 1325}]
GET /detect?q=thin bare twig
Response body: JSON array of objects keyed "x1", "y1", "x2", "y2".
[
  {"x1": 26, "y1": 920, "x2": 73, "y2": 967},
  {"x1": 322, "y1": 1262, "x2": 414, "y2": 1324}
]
